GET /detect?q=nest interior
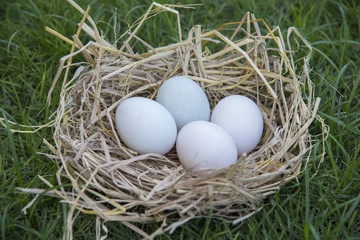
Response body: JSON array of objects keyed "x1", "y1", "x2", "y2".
[{"x1": 43, "y1": 2, "x2": 321, "y2": 238}]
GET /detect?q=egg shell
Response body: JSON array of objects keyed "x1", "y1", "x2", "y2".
[
  {"x1": 210, "y1": 95, "x2": 264, "y2": 155},
  {"x1": 115, "y1": 97, "x2": 177, "y2": 155},
  {"x1": 156, "y1": 76, "x2": 210, "y2": 131},
  {"x1": 176, "y1": 121, "x2": 238, "y2": 172}
]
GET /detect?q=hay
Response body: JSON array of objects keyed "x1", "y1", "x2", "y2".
[{"x1": 19, "y1": 1, "x2": 325, "y2": 239}]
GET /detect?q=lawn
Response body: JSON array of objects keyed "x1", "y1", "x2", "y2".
[{"x1": 1, "y1": 0, "x2": 359, "y2": 239}]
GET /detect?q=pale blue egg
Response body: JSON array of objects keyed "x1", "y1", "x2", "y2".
[
  {"x1": 115, "y1": 97, "x2": 177, "y2": 155},
  {"x1": 156, "y1": 76, "x2": 210, "y2": 131}
]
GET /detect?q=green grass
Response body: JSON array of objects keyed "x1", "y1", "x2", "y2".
[{"x1": 1, "y1": 0, "x2": 360, "y2": 239}]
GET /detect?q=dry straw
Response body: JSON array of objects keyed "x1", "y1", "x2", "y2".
[{"x1": 15, "y1": 1, "x2": 327, "y2": 239}]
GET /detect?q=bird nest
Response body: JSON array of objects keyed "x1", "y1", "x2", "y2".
[{"x1": 28, "y1": 2, "x2": 323, "y2": 239}]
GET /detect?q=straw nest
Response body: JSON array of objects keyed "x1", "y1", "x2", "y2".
[{"x1": 36, "y1": 2, "x2": 323, "y2": 238}]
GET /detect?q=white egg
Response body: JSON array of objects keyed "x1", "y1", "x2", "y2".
[
  {"x1": 176, "y1": 121, "x2": 238, "y2": 172},
  {"x1": 115, "y1": 97, "x2": 177, "y2": 155},
  {"x1": 156, "y1": 76, "x2": 210, "y2": 131},
  {"x1": 210, "y1": 95, "x2": 264, "y2": 155}
]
